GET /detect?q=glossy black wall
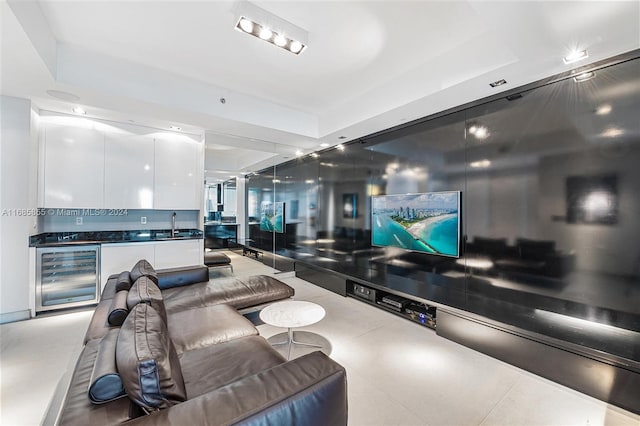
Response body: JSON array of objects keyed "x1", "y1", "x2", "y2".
[{"x1": 247, "y1": 52, "x2": 640, "y2": 368}]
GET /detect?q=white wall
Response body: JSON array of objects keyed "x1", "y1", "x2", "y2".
[{"x1": 0, "y1": 96, "x2": 36, "y2": 322}]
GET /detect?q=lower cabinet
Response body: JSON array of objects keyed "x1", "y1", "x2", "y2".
[
  {"x1": 154, "y1": 240, "x2": 203, "y2": 269},
  {"x1": 100, "y1": 240, "x2": 203, "y2": 291}
]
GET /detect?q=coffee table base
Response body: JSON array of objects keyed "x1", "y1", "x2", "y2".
[{"x1": 269, "y1": 328, "x2": 323, "y2": 359}]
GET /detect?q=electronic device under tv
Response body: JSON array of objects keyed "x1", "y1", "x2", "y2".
[{"x1": 371, "y1": 191, "x2": 461, "y2": 258}]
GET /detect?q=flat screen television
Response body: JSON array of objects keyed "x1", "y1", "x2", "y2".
[
  {"x1": 260, "y1": 201, "x2": 285, "y2": 233},
  {"x1": 371, "y1": 191, "x2": 461, "y2": 257}
]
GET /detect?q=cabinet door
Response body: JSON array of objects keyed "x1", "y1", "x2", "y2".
[
  {"x1": 154, "y1": 240, "x2": 203, "y2": 269},
  {"x1": 104, "y1": 134, "x2": 154, "y2": 208},
  {"x1": 100, "y1": 243, "x2": 155, "y2": 291},
  {"x1": 154, "y1": 137, "x2": 200, "y2": 209},
  {"x1": 43, "y1": 125, "x2": 104, "y2": 208}
]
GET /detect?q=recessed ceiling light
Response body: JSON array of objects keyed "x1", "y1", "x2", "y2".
[
  {"x1": 336, "y1": 144, "x2": 345, "y2": 151},
  {"x1": 295, "y1": 149, "x2": 303, "y2": 157},
  {"x1": 305, "y1": 179, "x2": 314, "y2": 184},
  {"x1": 595, "y1": 104, "x2": 612, "y2": 115},
  {"x1": 470, "y1": 159, "x2": 491, "y2": 168},
  {"x1": 289, "y1": 40, "x2": 303, "y2": 54},
  {"x1": 46, "y1": 90, "x2": 80, "y2": 101},
  {"x1": 573, "y1": 71, "x2": 595, "y2": 83},
  {"x1": 489, "y1": 79, "x2": 507, "y2": 88},
  {"x1": 563, "y1": 49, "x2": 588, "y2": 64},
  {"x1": 239, "y1": 18, "x2": 253, "y2": 33},
  {"x1": 310, "y1": 153, "x2": 319, "y2": 158},
  {"x1": 170, "y1": 126, "x2": 181, "y2": 131},
  {"x1": 235, "y1": 16, "x2": 306, "y2": 55},
  {"x1": 320, "y1": 143, "x2": 330, "y2": 148},
  {"x1": 601, "y1": 127, "x2": 624, "y2": 138},
  {"x1": 474, "y1": 126, "x2": 489, "y2": 139},
  {"x1": 72, "y1": 107, "x2": 86, "y2": 115},
  {"x1": 259, "y1": 26, "x2": 272, "y2": 40},
  {"x1": 274, "y1": 34, "x2": 287, "y2": 47}
]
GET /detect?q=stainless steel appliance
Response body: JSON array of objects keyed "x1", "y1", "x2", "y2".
[{"x1": 36, "y1": 245, "x2": 100, "y2": 312}]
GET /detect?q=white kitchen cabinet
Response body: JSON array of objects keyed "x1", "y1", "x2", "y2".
[
  {"x1": 104, "y1": 133, "x2": 155, "y2": 209},
  {"x1": 42, "y1": 124, "x2": 105, "y2": 208},
  {"x1": 153, "y1": 239, "x2": 203, "y2": 269},
  {"x1": 100, "y1": 240, "x2": 203, "y2": 291},
  {"x1": 154, "y1": 137, "x2": 200, "y2": 209},
  {"x1": 100, "y1": 243, "x2": 155, "y2": 291}
]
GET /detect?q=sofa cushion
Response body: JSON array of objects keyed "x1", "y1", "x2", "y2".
[
  {"x1": 179, "y1": 335, "x2": 285, "y2": 399},
  {"x1": 89, "y1": 328, "x2": 126, "y2": 404},
  {"x1": 204, "y1": 251, "x2": 231, "y2": 266},
  {"x1": 107, "y1": 290, "x2": 129, "y2": 326},
  {"x1": 116, "y1": 304, "x2": 186, "y2": 411},
  {"x1": 127, "y1": 276, "x2": 167, "y2": 323},
  {"x1": 167, "y1": 304, "x2": 258, "y2": 354},
  {"x1": 57, "y1": 339, "x2": 139, "y2": 426},
  {"x1": 163, "y1": 275, "x2": 294, "y2": 313},
  {"x1": 130, "y1": 259, "x2": 158, "y2": 285},
  {"x1": 157, "y1": 265, "x2": 209, "y2": 290},
  {"x1": 115, "y1": 271, "x2": 133, "y2": 292}
]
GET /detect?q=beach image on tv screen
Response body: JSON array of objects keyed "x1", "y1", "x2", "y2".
[
  {"x1": 372, "y1": 191, "x2": 460, "y2": 257},
  {"x1": 260, "y1": 201, "x2": 285, "y2": 233}
]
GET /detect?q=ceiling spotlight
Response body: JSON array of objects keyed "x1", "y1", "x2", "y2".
[
  {"x1": 336, "y1": 144, "x2": 345, "y2": 151},
  {"x1": 169, "y1": 126, "x2": 181, "y2": 131},
  {"x1": 468, "y1": 125, "x2": 478, "y2": 134},
  {"x1": 239, "y1": 18, "x2": 253, "y2": 33},
  {"x1": 601, "y1": 127, "x2": 624, "y2": 138},
  {"x1": 305, "y1": 179, "x2": 314, "y2": 184},
  {"x1": 573, "y1": 71, "x2": 595, "y2": 83},
  {"x1": 295, "y1": 149, "x2": 303, "y2": 157},
  {"x1": 470, "y1": 159, "x2": 491, "y2": 168},
  {"x1": 72, "y1": 107, "x2": 86, "y2": 115},
  {"x1": 320, "y1": 143, "x2": 330, "y2": 148},
  {"x1": 595, "y1": 104, "x2": 612, "y2": 115},
  {"x1": 274, "y1": 34, "x2": 287, "y2": 47},
  {"x1": 289, "y1": 40, "x2": 303, "y2": 54},
  {"x1": 310, "y1": 153, "x2": 319, "y2": 158},
  {"x1": 563, "y1": 49, "x2": 588, "y2": 64},
  {"x1": 235, "y1": 16, "x2": 306, "y2": 55},
  {"x1": 259, "y1": 26, "x2": 272, "y2": 40},
  {"x1": 474, "y1": 126, "x2": 489, "y2": 139}
]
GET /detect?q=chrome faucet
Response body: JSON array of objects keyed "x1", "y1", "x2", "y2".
[{"x1": 171, "y1": 212, "x2": 178, "y2": 237}]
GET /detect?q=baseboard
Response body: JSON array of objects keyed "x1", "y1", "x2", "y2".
[{"x1": 0, "y1": 309, "x2": 31, "y2": 324}]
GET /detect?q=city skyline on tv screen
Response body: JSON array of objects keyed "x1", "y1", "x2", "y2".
[{"x1": 372, "y1": 191, "x2": 460, "y2": 257}]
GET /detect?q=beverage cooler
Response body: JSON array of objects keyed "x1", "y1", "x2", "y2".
[{"x1": 36, "y1": 245, "x2": 100, "y2": 312}]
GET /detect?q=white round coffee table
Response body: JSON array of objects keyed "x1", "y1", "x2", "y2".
[{"x1": 259, "y1": 300, "x2": 326, "y2": 359}]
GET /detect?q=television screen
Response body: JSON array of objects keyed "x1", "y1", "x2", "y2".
[
  {"x1": 372, "y1": 191, "x2": 461, "y2": 257},
  {"x1": 260, "y1": 201, "x2": 285, "y2": 233}
]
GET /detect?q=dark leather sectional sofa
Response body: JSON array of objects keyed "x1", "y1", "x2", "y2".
[{"x1": 56, "y1": 260, "x2": 348, "y2": 425}]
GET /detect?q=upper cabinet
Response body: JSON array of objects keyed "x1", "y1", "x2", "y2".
[
  {"x1": 39, "y1": 118, "x2": 203, "y2": 210},
  {"x1": 104, "y1": 133, "x2": 155, "y2": 209},
  {"x1": 42, "y1": 125, "x2": 105, "y2": 208},
  {"x1": 154, "y1": 137, "x2": 201, "y2": 210}
]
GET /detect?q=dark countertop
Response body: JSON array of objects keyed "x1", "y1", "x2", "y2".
[{"x1": 29, "y1": 229, "x2": 203, "y2": 247}]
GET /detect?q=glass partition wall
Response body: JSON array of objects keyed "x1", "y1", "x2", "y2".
[{"x1": 246, "y1": 52, "x2": 640, "y2": 364}]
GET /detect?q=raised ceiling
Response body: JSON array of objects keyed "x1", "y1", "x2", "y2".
[{"x1": 2, "y1": 1, "x2": 639, "y2": 176}]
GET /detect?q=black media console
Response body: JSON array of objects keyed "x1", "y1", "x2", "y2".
[{"x1": 348, "y1": 281, "x2": 436, "y2": 329}]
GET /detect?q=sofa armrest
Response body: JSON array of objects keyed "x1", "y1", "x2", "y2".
[
  {"x1": 156, "y1": 265, "x2": 209, "y2": 290},
  {"x1": 124, "y1": 351, "x2": 347, "y2": 426}
]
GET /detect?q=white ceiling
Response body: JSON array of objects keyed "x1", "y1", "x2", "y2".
[{"x1": 2, "y1": 1, "x2": 639, "y2": 176}]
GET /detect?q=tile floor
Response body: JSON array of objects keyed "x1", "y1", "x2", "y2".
[{"x1": 1, "y1": 251, "x2": 638, "y2": 426}]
